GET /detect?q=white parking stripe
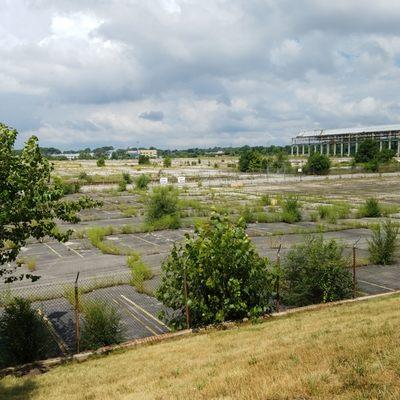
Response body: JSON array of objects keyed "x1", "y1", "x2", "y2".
[
  {"x1": 135, "y1": 235, "x2": 160, "y2": 247},
  {"x1": 358, "y1": 279, "x2": 396, "y2": 292},
  {"x1": 43, "y1": 242, "x2": 62, "y2": 258},
  {"x1": 63, "y1": 243, "x2": 84, "y2": 258},
  {"x1": 120, "y1": 295, "x2": 170, "y2": 330}
]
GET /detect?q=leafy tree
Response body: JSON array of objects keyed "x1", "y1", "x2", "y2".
[
  {"x1": 138, "y1": 155, "x2": 150, "y2": 165},
  {"x1": 135, "y1": 174, "x2": 150, "y2": 190},
  {"x1": 239, "y1": 149, "x2": 263, "y2": 172},
  {"x1": 282, "y1": 235, "x2": 353, "y2": 306},
  {"x1": 146, "y1": 186, "x2": 179, "y2": 222},
  {"x1": 304, "y1": 152, "x2": 331, "y2": 175},
  {"x1": 368, "y1": 220, "x2": 399, "y2": 265},
  {"x1": 0, "y1": 124, "x2": 99, "y2": 282},
  {"x1": 163, "y1": 157, "x2": 172, "y2": 168},
  {"x1": 354, "y1": 139, "x2": 379, "y2": 163},
  {"x1": 156, "y1": 214, "x2": 272, "y2": 328},
  {"x1": 0, "y1": 297, "x2": 54, "y2": 367},
  {"x1": 96, "y1": 157, "x2": 105, "y2": 167}
]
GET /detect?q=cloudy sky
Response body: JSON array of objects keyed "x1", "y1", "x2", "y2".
[{"x1": 2, "y1": 0, "x2": 400, "y2": 149}]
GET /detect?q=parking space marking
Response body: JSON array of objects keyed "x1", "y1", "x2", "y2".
[
  {"x1": 113, "y1": 299, "x2": 158, "y2": 335},
  {"x1": 43, "y1": 242, "x2": 63, "y2": 258},
  {"x1": 135, "y1": 235, "x2": 161, "y2": 247},
  {"x1": 120, "y1": 295, "x2": 170, "y2": 331},
  {"x1": 357, "y1": 279, "x2": 396, "y2": 292},
  {"x1": 63, "y1": 243, "x2": 84, "y2": 258}
]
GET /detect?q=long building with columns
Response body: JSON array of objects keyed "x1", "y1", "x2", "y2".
[{"x1": 291, "y1": 124, "x2": 400, "y2": 157}]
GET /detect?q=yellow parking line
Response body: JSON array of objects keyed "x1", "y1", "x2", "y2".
[
  {"x1": 357, "y1": 279, "x2": 395, "y2": 292},
  {"x1": 120, "y1": 295, "x2": 170, "y2": 330},
  {"x1": 113, "y1": 299, "x2": 158, "y2": 335},
  {"x1": 43, "y1": 242, "x2": 62, "y2": 258}
]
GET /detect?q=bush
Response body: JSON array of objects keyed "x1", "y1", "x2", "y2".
[
  {"x1": 282, "y1": 236, "x2": 353, "y2": 306},
  {"x1": 122, "y1": 172, "x2": 132, "y2": 184},
  {"x1": 304, "y1": 152, "x2": 331, "y2": 175},
  {"x1": 138, "y1": 155, "x2": 150, "y2": 165},
  {"x1": 146, "y1": 186, "x2": 180, "y2": 222},
  {"x1": 127, "y1": 254, "x2": 154, "y2": 293},
  {"x1": 358, "y1": 198, "x2": 381, "y2": 218},
  {"x1": 96, "y1": 157, "x2": 105, "y2": 167},
  {"x1": 0, "y1": 298, "x2": 53, "y2": 367},
  {"x1": 281, "y1": 196, "x2": 301, "y2": 223},
  {"x1": 81, "y1": 300, "x2": 125, "y2": 350},
  {"x1": 53, "y1": 176, "x2": 81, "y2": 195},
  {"x1": 118, "y1": 179, "x2": 127, "y2": 192},
  {"x1": 368, "y1": 220, "x2": 399, "y2": 265},
  {"x1": 163, "y1": 157, "x2": 172, "y2": 168},
  {"x1": 317, "y1": 203, "x2": 350, "y2": 224},
  {"x1": 135, "y1": 174, "x2": 150, "y2": 190},
  {"x1": 156, "y1": 214, "x2": 272, "y2": 328}
]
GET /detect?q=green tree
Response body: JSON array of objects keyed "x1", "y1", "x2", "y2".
[
  {"x1": 0, "y1": 297, "x2": 54, "y2": 367},
  {"x1": 163, "y1": 156, "x2": 172, "y2": 168},
  {"x1": 354, "y1": 139, "x2": 379, "y2": 163},
  {"x1": 304, "y1": 152, "x2": 331, "y2": 175},
  {"x1": 96, "y1": 157, "x2": 105, "y2": 167},
  {"x1": 146, "y1": 186, "x2": 179, "y2": 222},
  {"x1": 138, "y1": 155, "x2": 150, "y2": 165},
  {"x1": 0, "y1": 124, "x2": 99, "y2": 282},
  {"x1": 156, "y1": 214, "x2": 272, "y2": 328},
  {"x1": 282, "y1": 236, "x2": 352, "y2": 306},
  {"x1": 239, "y1": 149, "x2": 263, "y2": 172}
]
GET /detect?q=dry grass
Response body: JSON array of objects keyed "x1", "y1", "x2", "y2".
[{"x1": 2, "y1": 294, "x2": 400, "y2": 399}]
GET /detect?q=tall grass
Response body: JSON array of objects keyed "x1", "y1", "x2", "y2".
[{"x1": 368, "y1": 220, "x2": 399, "y2": 265}]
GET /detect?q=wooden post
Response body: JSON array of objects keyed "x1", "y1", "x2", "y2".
[{"x1": 74, "y1": 272, "x2": 80, "y2": 353}]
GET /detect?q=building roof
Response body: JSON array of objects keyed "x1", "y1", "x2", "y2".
[{"x1": 297, "y1": 124, "x2": 400, "y2": 138}]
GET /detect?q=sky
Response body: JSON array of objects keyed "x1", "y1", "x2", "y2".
[{"x1": 2, "y1": 0, "x2": 400, "y2": 150}]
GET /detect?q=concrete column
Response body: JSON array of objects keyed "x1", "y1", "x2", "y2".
[
  {"x1": 327, "y1": 142, "x2": 330, "y2": 156},
  {"x1": 333, "y1": 142, "x2": 336, "y2": 156},
  {"x1": 340, "y1": 141, "x2": 344, "y2": 157},
  {"x1": 388, "y1": 137, "x2": 392, "y2": 150},
  {"x1": 380, "y1": 140, "x2": 383, "y2": 151},
  {"x1": 320, "y1": 143, "x2": 323, "y2": 154},
  {"x1": 355, "y1": 139, "x2": 358, "y2": 154},
  {"x1": 397, "y1": 140, "x2": 400, "y2": 156},
  {"x1": 296, "y1": 145, "x2": 299, "y2": 156},
  {"x1": 348, "y1": 138, "x2": 351, "y2": 156},
  {"x1": 302, "y1": 145, "x2": 305, "y2": 156}
]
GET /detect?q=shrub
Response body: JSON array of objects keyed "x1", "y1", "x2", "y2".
[
  {"x1": 281, "y1": 196, "x2": 301, "y2": 223},
  {"x1": 81, "y1": 300, "x2": 125, "y2": 350},
  {"x1": 156, "y1": 214, "x2": 272, "y2": 328},
  {"x1": 96, "y1": 157, "x2": 105, "y2": 167},
  {"x1": 317, "y1": 203, "x2": 350, "y2": 224},
  {"x1": 135, "y1": 174, "x2": 150, "y2": 190},
  {"x1": 87, "y1": 226, "x2": 121, "y2": 255},
  {"x1": 122, "y1": 172, "x2": 132, "y2": 184},
  {"x1": 0, "y1": 298, "x2": 53, "y2": 367},
  {"x1": 368, "y1": 220, "x2": 399, "y2": 265},
  {"x1": 146, "y1": 186, "x2": 180, "y2": 222},
  {"x1": 138, "y1": 155, "x2": 150, "y2": 165},
  {"x1": 127, "y1": 254, "x2": 154, "y2": 293},
  {"x1": 260, "y1": 194, "x2": 271, "y2": 206},
  {"x1": 304, "y1": 152, "x2": 331, "y2": 175},
  {"x1": 120, "y1": 205, "x2": 137, "y2": 217},
  {"x1": 163, "y1": 157, "x2": 172, "y2": 168},
  {"x1": 118, "y1": 179, "x2": 127, "y2": 192},
  {"x1": 53, "y1": 176, "x2": 81, "y2": 195},
  {"x1": 358, "y1": 198, "x2": 381, "y2": 218},
  {"x1": 282, "y1": 235, "x2": 352, "y2": 306}
]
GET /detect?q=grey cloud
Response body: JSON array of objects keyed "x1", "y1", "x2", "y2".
[{"x1": 139, "y1": 110, "x2": 164, "y2": 121}]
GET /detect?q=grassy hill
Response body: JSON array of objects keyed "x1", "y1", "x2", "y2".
[{"x1": 1, "y1": 294, "x2": 400, "y2": 399}]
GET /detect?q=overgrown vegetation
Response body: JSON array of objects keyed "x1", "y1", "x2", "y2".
[
  {"x1": 96, "y1": 157, "x2": 106, "y2": 167},
  {"x1": 81, "y1": 300, "x2": 125, "y2": 350},
  {"x1": 354, "y1": 139, "x2": 395, "y2": 172},
  {"x1": 135, "y1": 174, "x2": 150, "y2": 190},
  {"x1": 127, "y1": 254, "x2": 154, "y2": 293},
  {"x1": 358, "y1": 197, "x2": 381, "y2": 218},
  {"x1": 0, "y1": 297, "x2": 54, "y2": 368},
  {"x1": 281, "y1": 196, "x2": 302, "y2": 223},
  {"x1": 156, "y1": 214, "x2": 272, "y2": 328},
  {"x1": 282, "y1": 235, "x2": 353, "y2": 306},
  {"x1": 304, "y1": 152, "x2": 331, "y2": 175},
  {"x1": 87, "y1": 226, "x2": 122, "y2": 255},
  {"x1": 368, "y1": 220, "x2": 399, "y2": 265},
  {"x1": 146, "y1": 186, "x2": 180, "y2": 229}
]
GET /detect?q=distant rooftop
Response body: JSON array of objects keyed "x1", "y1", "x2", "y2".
[{"x1": 297, "y1": 124, "x2": 400, "y2": 138}]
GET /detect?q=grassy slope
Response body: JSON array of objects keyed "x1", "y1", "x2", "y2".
[{"x1": 2, "y1": 294, "x2": 400, "y2": 400}]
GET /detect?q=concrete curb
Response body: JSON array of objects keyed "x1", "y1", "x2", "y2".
[{"x1": 1, "y1": 289, "x2": 399, "y2": 378}]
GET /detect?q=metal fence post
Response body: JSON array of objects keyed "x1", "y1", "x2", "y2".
[
  {"x1": 183, "y1": 265, "x2": 190, "y2": 329},
  {"x1": 352, "y1": 238, "x2": 360, "y2": 299},
  {"x1": 276, "y1": 244, "x2": 282, "y2": 313},
  {"x1": 74, "y1": 272, "x2": 81, "y2": 353}
]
